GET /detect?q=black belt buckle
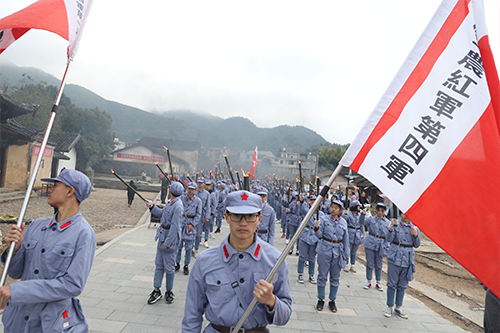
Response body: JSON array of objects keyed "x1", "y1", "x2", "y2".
[
  {"x1": 230, "y1": 327, "x2": 245, "y2": 333},
  {"x1": 231, "y1": 281, "x2": 239, "y2": 288}
]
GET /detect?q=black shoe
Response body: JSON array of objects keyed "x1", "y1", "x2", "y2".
[
  {"x1": 175, "y1": 263, "x2": 180, "y2": 272},
  {"x1": 295, "y1": 250, "x2": 299, "y2": 256},
  {"x1": 147, "y1": 289, "x2": 162, "y2": 304},
  {"x1": 215, "y1": 228, "x2": 221, "y2": 233},
  {"x1": 165, "y1": 290, "x2": 175, "y2": 304},
  {"x1": 288, "y1": 249, "x2": 293, "y2": 255},
  {"x1": 316, "y1": 299, "x2": 325, "y2": 311},
  {"x1": 328, "y1": 300, "x2": 337, "y2": 313},
  {"x1": 183, "y1": 265, "x2": 189, "y2": 275}
]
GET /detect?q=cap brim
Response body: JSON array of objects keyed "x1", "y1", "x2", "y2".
[
  {"x1": 40, "y1": 177, "x2": 58, "y2": 183},
  {"x1": 226, "y1": 207, "x2": 262, "y2": 214}
]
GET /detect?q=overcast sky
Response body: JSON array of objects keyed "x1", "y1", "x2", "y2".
[{"x1": 1, "y1": 0, "x2": 500, "y2": 144}]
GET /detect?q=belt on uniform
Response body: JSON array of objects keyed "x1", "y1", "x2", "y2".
[
  {"x1": 348, "y1": 226, "x2": 360, "y2": 230},
  {"x1": 305, "y1": 225, "x2": 314, "y2": 230},
  {"x1": 183, "y1": 215, "x2": 196, "y2": 218},
  {"x1": 368, "y1": 232, "x2": 384, "y2": 239},
  {"x1": 391, "y1": 241, "x2": 413, "y2": 248},
  {"x1": 321, "y1": 237, "x2": 342, "y2": 244},
  {"x1": 211, "y1": 324, "x2": 267, "y2": 333},
  {"x1": 256, "y1": 230, "x2": 268, "y2": 234},
  {"x1": 161, "y1": 225, "x2": 170, "y2": 230}
]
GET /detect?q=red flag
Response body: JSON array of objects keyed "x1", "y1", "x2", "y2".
[
  {"x1": 341, "y1": 0, "x2": 500, "y2": 296},
  {"x1": 249, "y1": 146, "x2": 258, "y2": 180},
  {"x1": 0, "y1": 0, "x2": 93, "y2": 60}
]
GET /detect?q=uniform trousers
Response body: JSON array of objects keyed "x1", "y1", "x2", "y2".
[{"x1": 298, "y1": 239, "x2": 316, "y2": 276}]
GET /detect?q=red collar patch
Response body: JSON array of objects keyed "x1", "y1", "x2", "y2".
[
  {"x1": 241, "y1": 193, "x2": 249, "y2": 201},
  {"x1": 60, "y1": 221, "x2": 72, "y2": 230},
  {"x1": 254, "y1": 244, "x2": 261, "y2": 258},
  {"x1": 223, "y1": 245, "x2": 229, "y2": 259}
]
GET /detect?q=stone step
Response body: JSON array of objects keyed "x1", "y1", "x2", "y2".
[{"x1": 0, "y1": 190, "x2": 34, "y2": 203}]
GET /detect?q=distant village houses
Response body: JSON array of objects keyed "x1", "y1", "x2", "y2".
[{"x1": 0, "y1": 93, "x2": 86, "y2": 190}]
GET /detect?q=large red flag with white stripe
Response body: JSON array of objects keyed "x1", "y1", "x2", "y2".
[
  {"x1": 0, "y1": 0, "x2": 93, "y2": 60},
  {"x1": 249, "y1": 146, "x2": 258, "y2": 180},
  {"x1": 340, "y1": 0, "x2": 500, "y2": 297}
]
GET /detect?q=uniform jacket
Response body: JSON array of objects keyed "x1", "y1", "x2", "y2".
[
  {"x1": 299, "y1": 209, "x2": 323, "y2": 246},
  {"x1": 182, "y1": 236, "x2": 292, "y2": 333},
  {"x1": 151, "y1": 196, "x2": 183, "y2": 249},
  {"x1": 195, "y1": 189, "x2": 211, "y2": 222},
  {"x1": 361, "y1": 215, "x2": 390, "y2": 253},
  {"x1": 1, "y1": 212, "x2": 96, "y2": 333},
  {"x1": 181, "y1": 193, "x2": 202, "y2": 240},
  {"x1": 386, "y1": 221, "x2": 421, "y2": 269},
  {"x1": 345, "y1": 211, "x2": 365, "y2": 245},
  {"x1": 315, "y1": 215, "x2": 350, "y2": 267},
  {"x1": 255, "y1": 203, "x2": 276, "y2": 245}
]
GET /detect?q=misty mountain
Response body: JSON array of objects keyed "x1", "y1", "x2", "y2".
[{"x1": 0, "y1": 60, "x2": 328, "y2": 151}]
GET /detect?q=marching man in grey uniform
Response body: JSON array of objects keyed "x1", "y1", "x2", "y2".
[
  {"x1": 176, "y1": 182, "x2": 202, "y2": 275},
  {"x1": 194, "y1": 178, "x2": 211, "y2": 257},
  {"x1": 253, "y1": 186, "x2": 276, "y2": 245},
  {"x1": 0, "y1": 169, "x2": 96, "y2": 333},
  {"x1": 182, "y1": 190, "x2": 292, "y2": 332},
  {"x1": 146, "y1": 182, "x2": 184, "y2": 305}
]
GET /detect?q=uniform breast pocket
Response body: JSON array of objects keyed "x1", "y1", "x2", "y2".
[
  {"x1": 48, "y1": 244, "x2": 75, "y2": 274},
  {"x1": 205, "y1": 272, "x2": 233, "y2": 304},
  {"x1": 24, "y1": 238, "x2": 38, "y2": 263}
]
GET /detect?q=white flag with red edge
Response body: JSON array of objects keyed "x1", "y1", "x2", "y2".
[
  {"x1": 249, "y1": 146, "x2": 258, "y2": 180},
  {"x1": 0, "y1": 0, "x2": 93, "y2": 60},
  {"x1": 340, "y1": 0, "x2": 500, "y2": 297}
]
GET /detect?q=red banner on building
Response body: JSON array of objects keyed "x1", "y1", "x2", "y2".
[
  {"x1": 33, "y1": 145, "x2": 53, "y2": 157},
  {"x1": 116, "y1": 153, "x2": 168, "y2": 163}
]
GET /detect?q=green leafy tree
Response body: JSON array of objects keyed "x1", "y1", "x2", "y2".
[
  {"x1": 10, "y1": 80, "x2": 115, "y2": 166},
  {"x1": 311, "y1": 143, "x2": 350, "y2": 169}
]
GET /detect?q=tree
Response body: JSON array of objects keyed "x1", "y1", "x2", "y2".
[
  {"x1": 9, "y1": 80, "x2": 115, "y2": 167},
  {"x1": 311, "y1": 143, "x2": 350, "y2": 169}
]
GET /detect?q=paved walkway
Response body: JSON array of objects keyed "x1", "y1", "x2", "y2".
[
  {"x1": 77, "y1": 214, "x2": 468, "y2": 333},
  {"x1": 0, "y1": 210, "x2": 469, "y2": 333}
]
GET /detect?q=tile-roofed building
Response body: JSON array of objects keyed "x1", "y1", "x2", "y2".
[{"x1": 112, "y1": 136, "x2": 201, "y2": 177}]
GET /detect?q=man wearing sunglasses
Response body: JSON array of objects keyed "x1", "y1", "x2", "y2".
[{"x1": 182, "y1": 190, "x2": 292, "y2": 333}]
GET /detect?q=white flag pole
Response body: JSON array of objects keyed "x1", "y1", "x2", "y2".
[{"x1": 0, "y1": 59, "x2": 73, "y2": 286}]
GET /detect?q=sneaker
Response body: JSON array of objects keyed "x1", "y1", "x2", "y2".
[
  {"x1": 316, "y1": 299, "x2": 325, "y2": 311},
  {"x1": 363, "y1": 283, "x2": 372, "y2": 290},
  {"x1": 328, "y1": 300, "x2": 337, "y2": 313},
  {"x1": 309, "y1": 275, "x2": 317, "y2": 284},
  {"x1": 288, "y1": 249, "x2": 293, "y2": 255},
  {"x1": 175, "y1": 263, "x2": 180, "y2": 272},
  {"x1": 295, "y1": 250, "x2": 299, "y2": 256},
  {"x1": 304, "y1": 261, "x2": 309, "y2": 267},
  {"x1": 286, "y1": 239, "x2": 289, "y2": 244},
  {"x1": 204, "y1": 241, "x2": 209, "y2": 248},
  {"x1": 298, "y1": 275, "x2": 304, "y2": 284},
  {"x1": 394, "y1": 308, "x2": 408, "y2": 319},
  {"x1": 165, "y1": 290, "x2": 175, "y2": 304},
  {"x1": 192, "y1": 250, "x2": 198, "y2": 258},
  {"x1": 183, "y1": 265, "x2": 189, "y2": 275},
  {"x1": 281, "y1": 233, "x2": 286, "y2": 238},
  {"x1": 343, "y1": 264, "x2": 350, "y2": 272},
  {"x1": 375, "y1": 284, "x2": 384, "y2": 292},
  {"x1": 215, "y1": 228, "x2": 221, "y2": 233},
  {"x1": 147, "y1": 289, "x2": 162, "y2": 304},
  {"x1": 384, "y1": 307, "x2": 393, "y2": 318},
  {"x1": 350, "y1": 265, "x2": 357, "y2": 273}
]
